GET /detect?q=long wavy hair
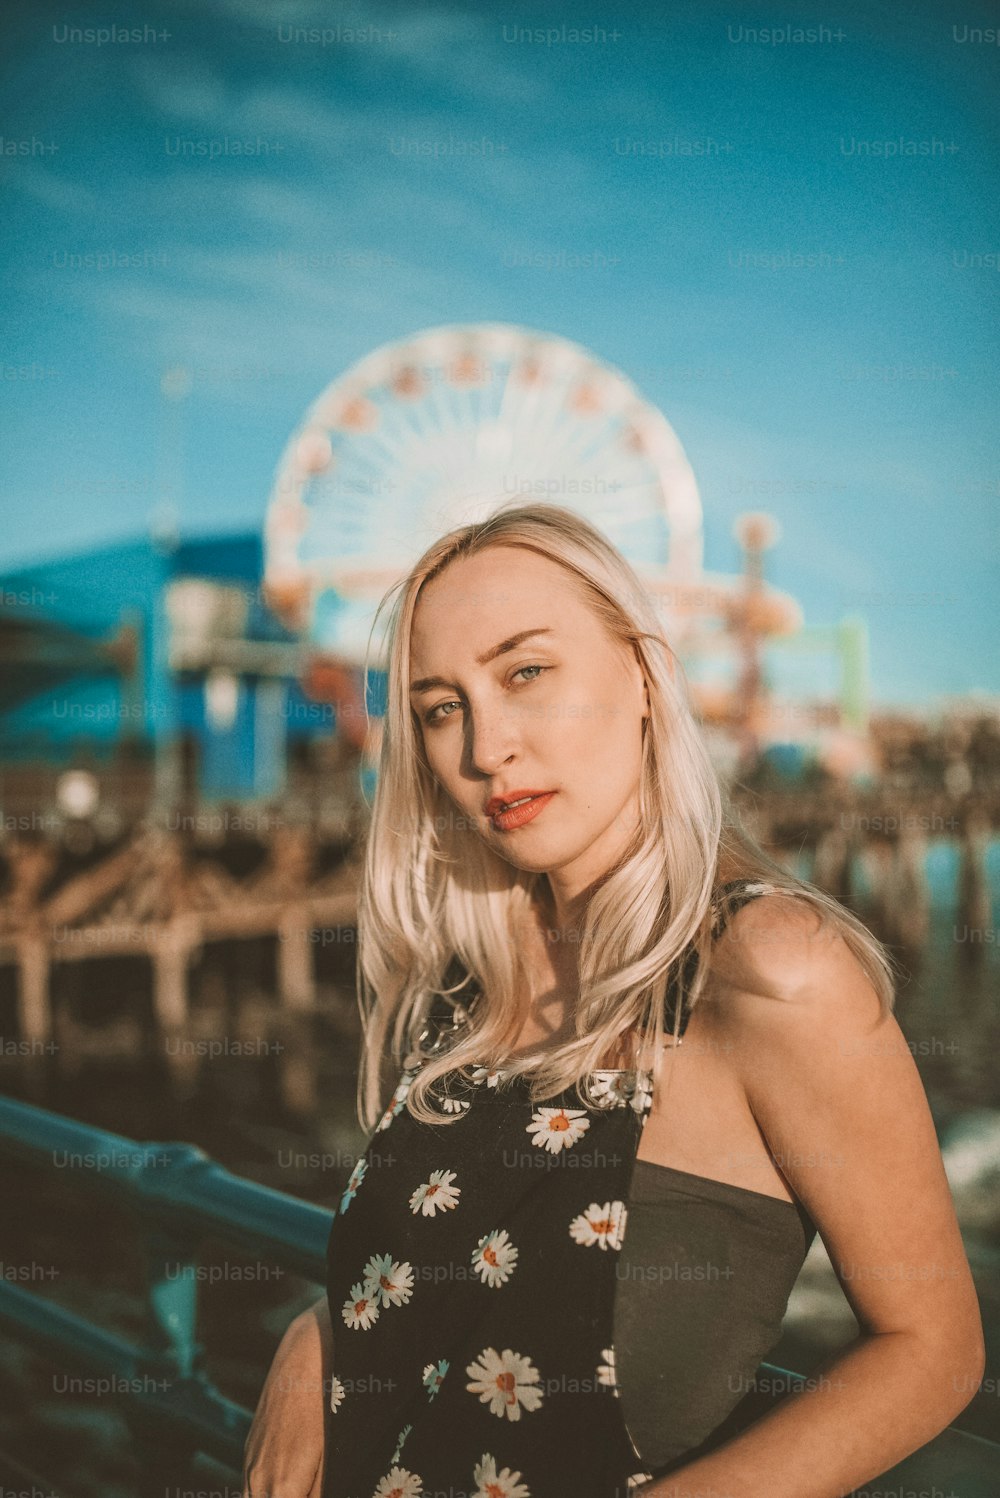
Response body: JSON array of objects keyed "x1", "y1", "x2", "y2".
[{"x1": 354, "y1": 500, "x2": 895, "y2": 1130}]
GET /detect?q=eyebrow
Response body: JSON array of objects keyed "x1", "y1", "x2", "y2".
[{"x1": 409, "y1": 627, "x2": 554, "y2": 695}]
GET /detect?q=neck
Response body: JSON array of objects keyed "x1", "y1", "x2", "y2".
[
  {"x1": 524, "y1": 883, "x2": 581, "y2": 994},
  {"x1": 531, "y1": 877, "x2": 586, "y2": 943}
]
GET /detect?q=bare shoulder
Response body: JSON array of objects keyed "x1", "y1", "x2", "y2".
[
  {"x1": 696, "y1": 888, "x2": 893, "y2": 1102},
  {"x1": 696, "y1": 887, "x2": 985, "y2": 1378},
  {"x1": 706, "y1": 887, "x2": 885, "y2": 1020}
]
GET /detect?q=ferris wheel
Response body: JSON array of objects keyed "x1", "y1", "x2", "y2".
[{"x1": 264, "y1": 323, "x2": 703, "y2": 664}]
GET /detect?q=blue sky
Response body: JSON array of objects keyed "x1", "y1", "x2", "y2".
[{"x1": 2, "y1": 0, "x2": 998, "y2": 705}]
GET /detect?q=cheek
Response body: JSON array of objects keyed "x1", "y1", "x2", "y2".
[
  {"x1": 417, "y1": 726, "x2": 445, "y2": 779},
  {"x1": 424, "y1": 733, "x2": 471, "y2": 810},
  {"x1": 557, "y1": 701, "x2": 641, "y2": 791},
  {"x1": 425, "y1": 739, "x2": 454, "y2": 786}
]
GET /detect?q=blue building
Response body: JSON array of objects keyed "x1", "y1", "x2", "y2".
[{"x1": 0, "y1": 531, "x2": 355, "y2": 805}]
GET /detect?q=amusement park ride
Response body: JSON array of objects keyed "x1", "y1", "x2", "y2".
[{"x1": 261, "y1": 322, "x2": 868, "y2": 778}]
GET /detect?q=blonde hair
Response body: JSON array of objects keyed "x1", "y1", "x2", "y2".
[{"x1": 354, "y1": 500, "x2": 894, "y2": 1130}]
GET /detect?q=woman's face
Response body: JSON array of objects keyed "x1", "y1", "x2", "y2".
[{"x1": 408, "y1": 545, "x2": 649, "y2": 901}]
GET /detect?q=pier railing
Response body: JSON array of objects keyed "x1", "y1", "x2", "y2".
[{"x1": 1, "y1": 1095, "x2": 998, "y2": 1496}]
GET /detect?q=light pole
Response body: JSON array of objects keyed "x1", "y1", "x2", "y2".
[{"x1": 732, "y1": 511, "x2": 780, "y2": 769}]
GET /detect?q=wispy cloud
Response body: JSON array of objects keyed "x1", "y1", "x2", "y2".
[{"x1": 6, "y1": 161, "x2": 99, "y2": 217}]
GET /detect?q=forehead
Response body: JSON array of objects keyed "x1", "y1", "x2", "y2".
[{"x1": 411, "y1": 547, "x2": 581, "y2": 639}]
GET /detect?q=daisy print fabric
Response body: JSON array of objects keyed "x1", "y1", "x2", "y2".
[
  {"x1": 322, "y1": 1055, "x2": 658, "y2": 1498},
  {"x1": 320, "y1": 880, "x2": 780, "y2": 1497}
]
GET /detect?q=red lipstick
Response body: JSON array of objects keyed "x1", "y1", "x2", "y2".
[{"x1": 486, "y1": 790, "x2": 557, "y2": 832}]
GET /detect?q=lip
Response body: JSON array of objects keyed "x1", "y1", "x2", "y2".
[
  {"x1": 488, "y1": 791, "x2": 557, "y2": 832},
  {"x1": 485, "y1": 788, "x2": 554, "y2": 818}
]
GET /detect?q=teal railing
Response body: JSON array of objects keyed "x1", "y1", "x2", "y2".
[
  {"x1": 1, "y1": 1094, "x2": 998, "y2": 1496},
  {"x1": 0, "y1": 1093, "x2": 330, "y2": 1490}
]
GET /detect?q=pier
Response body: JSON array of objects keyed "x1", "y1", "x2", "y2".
[{"x1": 2, "y1": 761, "x2": 997, "y2": 1081}]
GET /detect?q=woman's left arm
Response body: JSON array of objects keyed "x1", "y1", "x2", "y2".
[{"x1": 646, "y1": 895, "x2": 986, "y2": 1498}]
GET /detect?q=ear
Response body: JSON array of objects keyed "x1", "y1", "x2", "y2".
[{"x1": 629, "y1": 640, "x2": 655, "y2": 714}]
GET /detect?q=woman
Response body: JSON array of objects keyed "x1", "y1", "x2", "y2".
[{"x1": 243, "y1": 502, "x2": 984, "y2": 1498}]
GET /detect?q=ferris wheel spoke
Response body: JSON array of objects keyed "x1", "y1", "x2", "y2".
[
  {"x1": 494, "y1": 361, "x2": 539, "y2": 463},
  {"x1": 519, "y1": 396, "x2": 615, "y2": 489},
  {"x1": 538, "y1": 407, "x2": 615, "y2": 477},
  {"x1": 337, "y1": 439, "x2": 422, "y2": 509},
  {"x1": 430, "y1": 366, "x2": 469, "y2": 440},
  {"x1": 341, "y1": 416, "x2": 416, "y2": 481},
  {"x1": 500, "y1": 376, "x2": 569, "y2": 483}
]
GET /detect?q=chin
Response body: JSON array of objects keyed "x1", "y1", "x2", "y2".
[
  {"x1": 493, "y1": 848, "x2": 552, "y2": 874},
  {"x1": 487, "y1": 836, "x2": 561, "y2": 874},
  {"x1": 513, "y1": 836, "x2": 588, "y2": 876}
]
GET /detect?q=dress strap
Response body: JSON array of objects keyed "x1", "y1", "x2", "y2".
[{"x1": 664, "y1": 879, "x2": 781, "y2": 1037}]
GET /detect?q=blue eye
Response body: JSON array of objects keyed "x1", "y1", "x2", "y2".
[
  {"x1": 423, "y1": 665, "x2": 548, "y2": 725},
  {"x1": 425, "y1": 701, "x2": 458, "y2": 725}
]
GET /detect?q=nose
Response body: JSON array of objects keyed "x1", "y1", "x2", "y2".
[{"x1": 467, "y1": 698, "x2": 518, "y2": 776}]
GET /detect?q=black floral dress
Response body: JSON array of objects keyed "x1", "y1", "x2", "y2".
[{"x1": 322, "y1": 882, "x2": 778, "y2": 1498}]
